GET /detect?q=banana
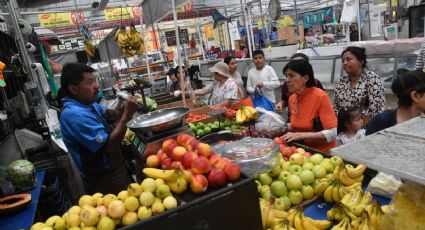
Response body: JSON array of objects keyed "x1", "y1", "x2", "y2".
[
  {"x1": 314, "y1": 181, "x2": 330, "y2": 195},
  {"x1": 331, "y1": 217, "x2": 349, "y2": 230},
  {"x1": 381, "y1": 205, "x2": 389, "y2": 214},
  {"x1": 293, "y1": 212, "x2": 304, "y2": 230},
  {"x1": 345, "y1": 164, "x2": 367, "y2": 178},
  {"x1": 287, "y1": 209, "x2": 297, "y2": 227},
  {"x1": 327, "y1": 208, "x2": 335, "y2": 220},
  {"x1": 142, "y1": 168, "x2": 177, "y2": 181},
  {"x1": 166, "y1": 175, "x2": 187, "y2": 194},
  {"x1": 324, "y1": 185, "x2": 334, "y2": 203},
  {"x1": 359, "y1": 192, "x2": 372, "y2": 206},
  {"x1": 332, "y1": 184, "x2": 341, "y2": 202},
  {"x1": 244, "y1": 106, "x2": 259, "y2": 120},
  {"x1": 343, "y1": 182, "x2": 363, "y2": 195},
  {"x1": 332, "y1": 164, "x2": 343, "y2": 180},
  {"x1": 260, "y1": 200, "x2": 272, "y2": 229},
  {"x1": 236, "y1": 109, "x2": 247, "y2": 124},
  {"x1": 301, "y1": 217, "x2": 320, "y2": 230},
  {"x1": 272, "y1": 209, "x2": 289, "y2": 219},
  {"x1": 339, "y1": 169, "x2": 364, "y2": 186},
  {"x1": 310, "y1": 219, "x2": 331, "y2": 230}
]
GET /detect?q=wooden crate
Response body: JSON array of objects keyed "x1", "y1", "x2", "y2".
[
  {"x1": 157, "y1": 100, "x2": 196, "y2": 109},
  {"x1": 189, "y1": 106, "x2": 213, "y2": 115}
]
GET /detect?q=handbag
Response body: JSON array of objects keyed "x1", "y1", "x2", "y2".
[{"x1": 230, "y1": 89, "x2": 254, "y2": 109}]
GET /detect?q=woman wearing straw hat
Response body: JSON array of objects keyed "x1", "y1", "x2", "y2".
[{"x1": 194, "y1": 62, "x2": 238, "y2": 107}]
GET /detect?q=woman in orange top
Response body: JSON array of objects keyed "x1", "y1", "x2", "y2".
[{"x1": 282, "y1": 60, "x2": 337, "y2": 153}]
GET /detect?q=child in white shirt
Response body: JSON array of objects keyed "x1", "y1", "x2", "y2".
[{"x1": 337, "y1": 107, "x2": 366, "y2": 146}]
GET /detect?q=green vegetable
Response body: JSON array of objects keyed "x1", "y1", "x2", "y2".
[{"x1": 5, "y1": 160, "x2": 35, "y2": 191}]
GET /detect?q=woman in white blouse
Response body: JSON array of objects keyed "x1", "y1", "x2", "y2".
[
  {"x1": 224, "y1": 56, "x2": 247, "y2": 98},
  {"x1": 194, "y1": 62, "x2": 238, "y2": 107}
]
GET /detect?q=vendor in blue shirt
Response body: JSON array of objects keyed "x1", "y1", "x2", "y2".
[{"x1": 58, "y1": 63, "x2": 138, "y2": 194}]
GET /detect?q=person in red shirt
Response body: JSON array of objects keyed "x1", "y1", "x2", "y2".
[
  {"x1": 276, "y1": 53, "x2": 324, "y2": 110},
  {"x1": 281, "y1": 60, "x2": 337, "y2": 153}
]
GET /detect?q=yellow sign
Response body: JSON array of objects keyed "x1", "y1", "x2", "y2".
[
  {"x1": 104, "y1": 7, "x2": 135, "y2": 21},
  {"x1": 204, "y1": 25, "x2": 213, "y2": 39},
  {"x1": 38, "y1": 13, "x2": 73, "y2": 27}
]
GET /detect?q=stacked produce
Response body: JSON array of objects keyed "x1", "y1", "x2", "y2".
[
  {"x1": 31, "y1": 179, "x2": 179, "y2": 230},
  {"x1": 188, "y1": 119, "x2": 246, "y2": 138},
  {"x1": 144, "y1": 133, "x2": 241, "y2": 194},
  {"x1": 236, "y1": 106, "x2": 258, "y2": 124},
  {"x1": 185, "y1": 113, "x2": 209, "y2": 123},
  {"x1": 115, "y1": 25, "x2": 144, "y2": 57}
]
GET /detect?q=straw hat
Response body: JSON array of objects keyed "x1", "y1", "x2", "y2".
[{"x1": 209, "y1": 62, "x2": 231, "y2": 78}]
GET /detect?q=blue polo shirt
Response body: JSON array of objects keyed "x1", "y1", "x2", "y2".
[{"x1": 60, "y1": 97, "x2": 111, "y2": 181}]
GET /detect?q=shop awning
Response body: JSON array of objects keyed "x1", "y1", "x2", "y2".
[{"x1": 141, "y1": 0, "x2": 188, "y2": 27}]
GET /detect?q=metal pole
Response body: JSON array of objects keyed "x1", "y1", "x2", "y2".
[
  {"x1": 294, "y1": 0, "x2": 300, "y2": 41},
  {"x1": 241, "y1": 0, "x2": 252, "y2": 58},
  {"x1": 224, "y1": 8, "x2": 232, "y2": 50},
  {"x1": 259, "y1": 0, "x2": 269, "y2": 44},
  {"x1": 138, "y1": 6, "x2": 152, "y2": 83},
  {"x1": 172, "y1": 0, "x2": 186, "y2": 106},
  {"x1": 357, "y1": 0, "x2": 362, "y2": 41},
  {"x1": 247, "y1": 3, "x2": 255, "y2": 51},
  {"x1": 196, "y1": 22, "x2": 206, "y2": 60}
]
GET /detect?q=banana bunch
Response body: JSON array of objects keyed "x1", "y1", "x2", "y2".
[
  {"x1": 323, "y1": 180, "x2": 348, "y2": 203},
  {"x1": 331, "y1": 217, "x2": 352, "y2": 230},
  {"x1": 327, "y1": 203, "x2": 358, "y2": 223},
  {"x1": 115, "y1": 25, "x2": 144, "y2": 57},
  {"x1": 333, "y1": 164, "x2": 366, "y2": 186},
  {"x1": 313, "y1": 178, "x2": 331, "y2": 196},
  {"x1": 85, "y1": 39, "x2": 95, "y2": 57},
  {"x1": 142, "y1": 168, "x2": 189, "y2": 194},
  {"x1": 260, "y1": 199, "x2": 292, "y2": 229},
  {"x1": 340, "y1": 189, "x2": 372, "y2": 217},
  {"x1": 287, "y1": 208, "x2": 332, "y2": 230},
  {"x1": 236, "y1": 106, "x2": 258, "y2": 124},
  {"x1": 364, "y1": 201, "x2": 385, "y2": 230}
]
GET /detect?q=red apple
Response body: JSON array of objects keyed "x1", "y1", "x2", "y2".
[
  {"x1": 181, "y1": 151, "x2": 198, "y2": 169},
  {"x1": 196, "y1": 142, "x2": 213, "y2": 158},
  {"x1": 161, "y1": 157, "x2": 173, "y2": 169},
  {"x1": 162, "y1": 139, "x2": 177, "y2": 150},
  {"x1": 191, "y1": 156, "x2": 211, "y2": 174},
  {"x1": 164, "y1": 142, "x2": 178, "y2": 156},
  {"x1": 209, "y1": 154, "x2": 221, "y2": 166},
  {"x1": 215, "y1": 157, "x2": 231, "y2": 170},
  {"x1": 177, "y1": 133, "x2": 195, "y2": 147},
  {"x1": 208, "y1": 168, "x2": 227, "y2": 187},
  {"x1": 190, "y1": 174, "x2": 208, "y2": 194},
  {"x1": 304, "y1": 152, "x2": 312, "y2": 158},
  {"x1": 156, "y1": 149, "x2": 165, "y2": 161},
  {"x1": 274, "y1": 137, "x2": 284, "y2": 145},
  {"x1": 146, "y1": 155, "x2": 160, "y2": 168},
  {"x1": 282, "y1": 147, "x2": 294, "y2": 157},
  {"x1": 223, "y1": 163, "x2": 241, "y2": 181},
  {"x1": 171, "y1": 161, "x2": 184, "y2": 170},
  {"x1": 185, "y1": 139, "x2": 200, "y2": 152},
  {"x1": 171, "y1": 146, "x2": 187, "y2": 161}
]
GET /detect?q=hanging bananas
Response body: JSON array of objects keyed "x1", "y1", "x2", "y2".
[
  {"x1": 85, "y1": 39, "x2": 95, "y2": 57},
  {"x1": 115, "y1": 25, "x2": 144, "y2": 57}
]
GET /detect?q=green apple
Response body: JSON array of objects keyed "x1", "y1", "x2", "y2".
[
  {"x1": 309, "y1": 154, "x2": 324, "y2": 165},
  {"x1": 269, "y1": 165, "x2": 282, "y2": 178},
  {"x1": 262, "y1": 190, "x2": 272, "y2": 201},
  {"x1": 288, "y1": 165, "x2": 302, "y2": 174},
  {"x1": 271, "y1": 181, "x2": 288, "y2": 197},
  {"x1": 258, "y1": 173, "x2": 273, "y2": 186},
  {"x1": 303, "y1": 156, "x2": 310, "y2": 163},
  {"x1": 312, "y1": 165, "x2": 327, "y2": 179},
  {"x1": 260, "y1": 185, "x2": 270, "y2": 195},
  {"x1": 296, "y1": 148, "x2": 305, "y2": 154},
  {"x1": 288, "y1": 190, "x2": 303, "y2": 205},
  {"x1": 286, "y1": 174, "x2": 303, "y2": 190},
  {"x1": 281, "y1": 161, "x2": 291, "y2": 171},
  {"x1": 302, "y1": 162, "x2": 314, "y2": 170},
  {"x1": 274, "y1": 196, "x2": 291, "y2": 211},
  {"x1": 322, "y1": 158, "x2": 331, "y2": 164},
  {"x1": 330, "y1": 156, "x2": 343, "y2": 167},
  {"x1": 320, "y1": 161, "x2": 335, "y2": 173},
  {"x1": 289, "y1": 153, "x2": 304, "y2": 166},
  {"x1": 299, "y1": 170, "x2": 315, "y2": 185},
  {"x1": 302, "y1": 185, "x2": 314, "y2": 199},
  {"x1": 278, "y1": 171, "x2": 291, "y2": 183}
]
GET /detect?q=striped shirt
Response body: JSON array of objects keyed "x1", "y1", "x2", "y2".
[{"x1": 415, "y1": 39, "x2": 425, "y2": 70}]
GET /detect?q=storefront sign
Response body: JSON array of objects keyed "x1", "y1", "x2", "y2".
[
  {"x1": 38, "y1": 11, "x2": 84, "y2": 28},
  {"x1": 299, "y1": 7, "x2": 336, "y2": 28},
  {"x1": 104, "y1": 7, "x2": 141, "y2": 21}
]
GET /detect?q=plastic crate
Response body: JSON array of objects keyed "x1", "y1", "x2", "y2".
[{"x1": 121, "y1": 176, "x2": 262, "y2": 230}]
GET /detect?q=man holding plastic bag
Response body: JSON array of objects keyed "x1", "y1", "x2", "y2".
[{"x1": 246, "y1": 50, "x2": 280, "y2": 111}]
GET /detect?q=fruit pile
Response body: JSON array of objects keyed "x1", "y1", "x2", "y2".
[
  {"x1": 145, "y1": 133, "x2": 241, "y2": 194},
  {"x1": 188, "y1": 120, "x2": 246, "y2": 137},
  {"x1": 31, "y1": 179, "x2": 179, "y2": 230},
  {"x1": 212, "y1": 106, "x2": 238, "y2": 118},
  {"x1": 185, "y1": 113, "x2": 209, "y2": 123},
  {"x1": 274, "y1": 138, "x2": 303, "y2": 159},
  {"x1": 244, "y1": 125, "x2": 285, "y2": 139},
  {"x1": 236, "y1": 106, "x2": 258, "y2": 124}
]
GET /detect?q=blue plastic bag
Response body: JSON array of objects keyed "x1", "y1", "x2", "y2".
[{"x1": 252, "y1": 88, "x2": 275, "y2": 112}]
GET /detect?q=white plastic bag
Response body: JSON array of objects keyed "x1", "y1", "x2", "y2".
[
  {"x1": 366, "y1": 172, "x2": 402, "y2": 199},
  {"x1": 255, "y1": 107, "x2": 287, "y2": 138}
]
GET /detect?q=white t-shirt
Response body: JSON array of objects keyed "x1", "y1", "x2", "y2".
[
  {"x1": 336, "y1": 129, "x2": 366, "y2": 146},
  {"x1": 205, "y1": 78, "x2": 238, "y2": 106},
  {"x1": 246, "y1": 65, "x2": 280, "y2": 103}
]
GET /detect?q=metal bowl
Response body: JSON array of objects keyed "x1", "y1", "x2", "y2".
[{"x1": 127, "y1": 107, "x2": 189, "y2": 134}]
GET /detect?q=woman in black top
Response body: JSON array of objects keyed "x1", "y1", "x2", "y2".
[{"x1": 366, "y1": 70, "x2": 425, "y2": 135}]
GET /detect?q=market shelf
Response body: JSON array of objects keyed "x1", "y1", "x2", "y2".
[
  {"x1": 331, "y1": 116, "x2": 425, "y2": 186},
  {"x1": 124, "y1": 60, "x2": 174, "y2": 73}
]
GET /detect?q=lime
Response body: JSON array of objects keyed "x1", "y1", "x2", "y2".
[
  {"x1": 204, "y1": 127, "x2": 212, "y2": 134},
  {"x1": 207, "y1": 123, "x2": 214, "y2": 128},
  {"x1": 214, "y1": 121, "x2": 220, "y2": 126},
  {"x1": 191, "y1": 126, "x2": 198, "y2": 133},
  {"x1": 231, "y1": 125, "x2": 238, "y2": 130},
  {"x1": 211, "y1": 124, "x2": 219, "y2": 130},
  {"x1": 219, "y1": 123, "x2": 226, "y2": 129},
  {"x1": 188, "y1": 123, "x2": 195, "y2": 128},
  {"x1": 196, "y1": 129, "x2": 205, "y2": 137},
  {"x1": 197, "y1": 122, "x2": 206, "y2": 129},
  {"x1": 224, "y1": 127, "x2": 231, "y2": 131}
]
